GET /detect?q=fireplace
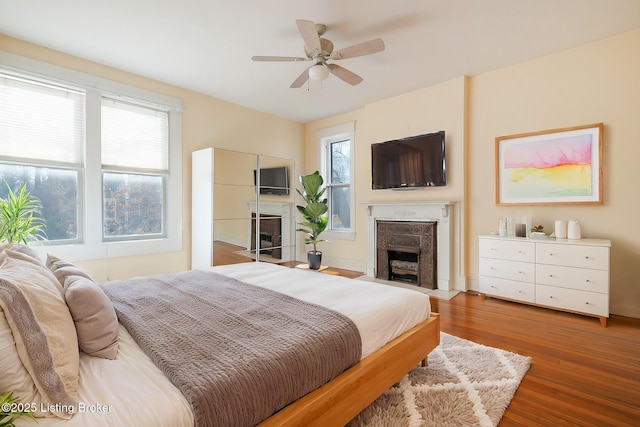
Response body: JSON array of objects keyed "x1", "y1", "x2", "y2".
[
  {"x1": 364, "y1": 202, "x2": 457, "y2": 291},
  {"x1": 250, "y1": 213, "x2": 281, "y2": 259},
  {"x1": 246, "y1": 202, "x2": 294, "y2": 262},
  {"x1": 376, "y1": 221, "x2": 437, "y2": 289}
]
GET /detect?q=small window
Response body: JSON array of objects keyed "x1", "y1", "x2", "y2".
[
  {"x1": 317, "y1": 122, "x2": 355, "y2": 237},
  {"x1": 329, "y1": 139, "x2": 351, "y2": 230}
]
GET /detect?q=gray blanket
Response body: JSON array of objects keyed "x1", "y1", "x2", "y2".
[{"x1": 101, "y1": 269, "x2": 362, "y2": 427}]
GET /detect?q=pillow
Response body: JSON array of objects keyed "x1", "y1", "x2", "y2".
[
  {"x1": 65, "y1": 276, "x2": 119, "y2": 359},
  {"x1": 0, "y1": 256, "x2": 79, "y2": 419},
  {"x1": 0, "y1": 244, "x2": 45, "y2": 268},
  {"x1": 0, "y1": 307, "x2": 40, "y2": 412},
  {"x1": 46, "y1": 253, "x2": 93, "y2": 290}
]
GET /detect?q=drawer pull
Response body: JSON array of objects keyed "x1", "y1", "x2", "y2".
[
  {"x1": 585, "y1": 279, "x2": 590, "y2": 283},
  {"x1": 549, "y1": 274, "x2": 553, "y2": 278},
  {"x1": 518, "y1": 271, "x2": 524, "y2": 274},
  {"x1": 490, "y1": 248, "x2": 496, "y2": 251},
  {"x1": 585, "y1": 301, "x2": 591, "y2": 305},
  {"x1": 518, "y1": 250, "x2": 523, "y2": 254},
  {"x1": 585, "y1": 256, "x2": 589, "y2": 259}
]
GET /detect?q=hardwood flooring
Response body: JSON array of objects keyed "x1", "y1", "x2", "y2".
[
  {"x1": 431, "y1": 292, "x2": 640, "y2": 426},
  {"x1": 212, "y1": 243, "x2": 640, "y2": 426}
]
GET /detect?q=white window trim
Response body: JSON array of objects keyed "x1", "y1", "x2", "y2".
[
  {"x1": 0, "y1": 52, "x2": 183, "y2": 261},
  {"x1": 316, "y1": 121, "x2": 356, "y2": 241}
]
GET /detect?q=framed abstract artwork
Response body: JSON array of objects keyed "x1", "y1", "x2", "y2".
[{"x1": 495, "y1": 123, "x2": 603, "y2": 205}]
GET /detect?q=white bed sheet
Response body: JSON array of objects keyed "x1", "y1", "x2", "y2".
[
  {"x1": 209, "y1": 262, "x2": 431, "y2": 358},
  {"x1": 21, "y1": 325, "x2": 194, "y2": 427},
  {"x1": 28, "y1": 261, "x2": 430, "y2": 427}
]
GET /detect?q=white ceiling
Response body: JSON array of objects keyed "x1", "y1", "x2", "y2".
[{"x1": 2, "y1": 0, "x2": 639, "y2": 123}]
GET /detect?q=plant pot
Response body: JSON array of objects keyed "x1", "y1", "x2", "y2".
[{"x1": 307, "y1": 251, "x2": 322, "y2": 270}]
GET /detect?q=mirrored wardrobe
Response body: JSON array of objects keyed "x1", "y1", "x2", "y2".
[{"x1": 192, "y1": 147, "x2": 296, "y2": 269}]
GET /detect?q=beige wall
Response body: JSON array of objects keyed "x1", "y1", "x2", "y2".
[
  {"x1": 0, "y1": 35, "x2": 304, "y2": 281},
  {"x1": 467, "y1": 29, "x2": 640, "y2": 318},
  {"x1": 302, "y1": 77, "x2": 468, "y2": 280},
  {"x1": 305, "y1": 30, "x2": 640, "y2": 317},
  {"x1": 3, "y1": 26, "x2": 638, "y2": 317}
]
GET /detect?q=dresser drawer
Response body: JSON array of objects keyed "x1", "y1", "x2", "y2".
[
  {"x1": 536, "y1": 243, "x2": 609, "y2": 270},
  {"x1": 479, "y1": 238, "x2": 534, "y2": 263},
  {"x1": 536, "y1": 264, "x2": 609, "y2": 294},
  {"x1": 479, "y1": 258, "x2": 535, "y2": 282},
  {"x1": 479, "y1": 276, "x2": 535, "y2": 303},
  {"x1": 536, "y1": 285, "x2": 609, "y2": 317}
]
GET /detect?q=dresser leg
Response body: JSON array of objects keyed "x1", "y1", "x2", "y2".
[{"x1": 599, "y1": 317, "x2": 607, "y2": 327}]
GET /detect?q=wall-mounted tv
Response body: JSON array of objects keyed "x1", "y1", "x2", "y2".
[
  {"x1": 253, "y1": 166, "x2": 290, "y2": 195},
  {"x1": 371, "y1": 130, "x2": 446, "y2": 189}
]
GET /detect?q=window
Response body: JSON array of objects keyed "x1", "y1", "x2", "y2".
[
  {"x1": 317, "y1": 122, "x2": 355, "y2": 239},
  {"x1": 0, "y1": 54, "x2": 182, "y2": 260},
  {"x1": 101, "y1": 98, "x2": 168, "y2": 240},
  {"x1": 0, "y1": 73, "x2": 84, "y2": 242}
]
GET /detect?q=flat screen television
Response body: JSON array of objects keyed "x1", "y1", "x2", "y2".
[
  {"x1": 371, "y1": 130, "x2": 446, "y2": 189},
  {"x1": 253, "y1": 166, "x2": 290, "y2": 195}
]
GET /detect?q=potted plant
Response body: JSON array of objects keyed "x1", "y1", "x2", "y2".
[
  {"x1": 0, "y1": 182, "x2": 46, "y2": 244},
  {"x1": 0, "y1": 391, "x2": 35, "y2": 427},
  {"x1": 296, "y1": 171, "x2": 328, "y2": 270}
]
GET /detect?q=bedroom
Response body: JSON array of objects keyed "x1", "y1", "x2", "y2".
[{"x1": 1, "y1": 1, "x2": 639, "y2": 426}]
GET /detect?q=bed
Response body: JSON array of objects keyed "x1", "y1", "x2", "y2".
[{"x1": 0, "y1": 244, "x2": 440, "y2": 427}]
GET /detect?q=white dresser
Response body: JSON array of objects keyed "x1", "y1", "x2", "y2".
[{"x1": 478, "y1": 235, "x2": 611, "y2": 326}]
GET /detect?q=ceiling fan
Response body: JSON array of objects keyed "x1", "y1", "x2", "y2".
[{"x1": 252, "y1": 19, "x2": 385, "y2": 88}]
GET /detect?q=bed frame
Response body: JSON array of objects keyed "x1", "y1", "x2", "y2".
[{"x1": 259, "y1": 312, "x2": 441, "y2": 426}]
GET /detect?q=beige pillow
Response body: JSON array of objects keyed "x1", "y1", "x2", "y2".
[
  {"x1": 65, "y1": 276, "x2": 119, "y2": 359},
  {"x1": 0, "y1": 307, "x2": 40, "y2": 411},
  {"x1": 0, "y1": 256, "x2": 79, "y2": 419},
  {"x1": 46, "y1": 254, "x2": 93, "y2": 290},
  {"x1": 0, "y1": 243, "x2": 41, "y2": 262}
]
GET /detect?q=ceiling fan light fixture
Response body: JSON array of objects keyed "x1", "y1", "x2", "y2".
[{"x1": 308, "y1": 64, "x2": 329, "y2": 81}]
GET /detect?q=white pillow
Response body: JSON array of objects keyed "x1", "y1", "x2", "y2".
[
  {"x1": 0, "y1": 256, "x2": 79, "y2": 419},
  {"x1": 0, "y1": 307, "x2": 40, "y2": 410}
]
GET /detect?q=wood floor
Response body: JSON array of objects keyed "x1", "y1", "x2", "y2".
[
  {"x1": 212, "y1": 244, "x2": 640, "y2": 426},
  {"x1": 431, "y1": 292, "x2": 640, "y2": 426}
]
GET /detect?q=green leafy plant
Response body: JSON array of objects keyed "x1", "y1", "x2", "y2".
[
  {"x1": 0, "y1": 391, "x2": 35, "y2": 427},
  {"x1": 295, "y1": 171, "x2": 328, "y2": 255},
  {"x1": 0, "y1": 182, "x2": 46, "y2": 244}
]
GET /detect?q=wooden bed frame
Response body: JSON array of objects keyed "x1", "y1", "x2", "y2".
[{"x1": 259, "y1": 313, "x2": 441, "y2": 427}]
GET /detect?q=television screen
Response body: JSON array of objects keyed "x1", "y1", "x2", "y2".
[
  {"x1": 371, "y1": 131, "x2": 446, "y2": 189},
  {"x1": 254, "y1": 166, "x2": 290, "y2": 195}
]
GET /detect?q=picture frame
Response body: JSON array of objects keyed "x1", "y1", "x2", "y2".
[{"x1": 495, "y1": 123, "x2": 604, "y2": 205}]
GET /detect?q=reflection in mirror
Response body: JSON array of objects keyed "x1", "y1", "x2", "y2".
[{"x1": 210, "y1": 149, "x2": 295, "y2": 267}]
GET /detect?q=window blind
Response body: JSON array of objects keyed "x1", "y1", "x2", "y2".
[
  {"x1": 0, "y1": 73, "x2": 85, "y2": 165},
  {"x1": 101, "y1": 97, "x2": 168, "y2": 171}
]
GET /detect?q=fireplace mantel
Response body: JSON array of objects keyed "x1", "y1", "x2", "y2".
[{"x1": 363, "y1": 201, "x2": 458, "y2": 291}]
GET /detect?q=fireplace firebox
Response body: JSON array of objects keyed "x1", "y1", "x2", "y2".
[{"x1": 376, "y1": 221, "x2": 437, "y2": 289}]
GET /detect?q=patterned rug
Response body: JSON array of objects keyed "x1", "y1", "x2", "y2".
[{"x1": 348, "y1": 332, "x2": 532, "y2": 427}]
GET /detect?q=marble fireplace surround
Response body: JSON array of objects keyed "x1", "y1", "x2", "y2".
[{"x1": 364, "y1": 202, "x2": 457, "y2": 291}]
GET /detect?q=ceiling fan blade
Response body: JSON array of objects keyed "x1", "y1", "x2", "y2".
[
  {"x1": 327, "y1": 64, "x2": 363, "y2": 86},
  {"x1": 296, "y1": 19, "x2": 321, "y2": 55},
  {"x1": 331, "y1": 38, "x2": 385, "y2": 60},
  {"x1": 252, "y1": 55, "x2": 310, "y2": 62},
  {"x1": 290, "y1": 66, "x2": 311, "y2": 88}
]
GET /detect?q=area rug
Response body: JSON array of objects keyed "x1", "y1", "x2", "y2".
[{"x1": 348, "y1": 332, "x2": 532, "y2": 427}]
